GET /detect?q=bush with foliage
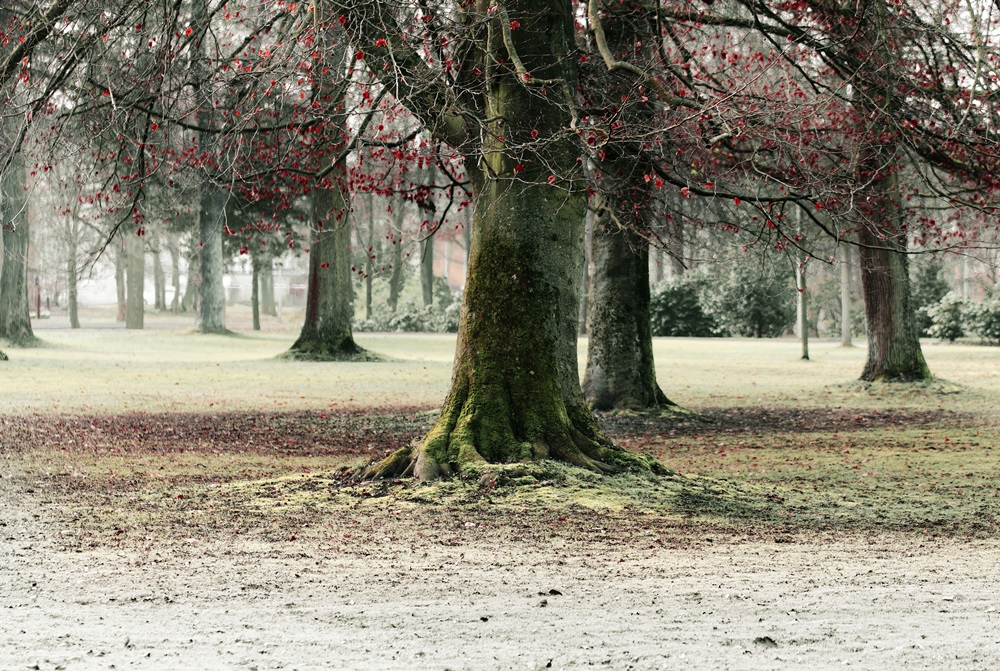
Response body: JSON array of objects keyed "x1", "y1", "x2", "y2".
[
  {"x1": 354, "y1": 292, "x2": 461, "y2": 333},
  {"x1": 925, "y1": 292, "x2": 967, "y2": 342},
  {"x1": 910, "y1": 256, "x2": 952, "y2": 336},
  {"x1": 963, "y1": 292, "x2": 1000, "y2": 344},
  {"x1": 697, "y1": 257, "x2": 796, "y2": 338},
  {"x1": 649, "y1": 278, "x2": 720, "y2": 337}
]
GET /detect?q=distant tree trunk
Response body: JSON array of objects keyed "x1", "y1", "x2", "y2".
[
  {"x1": 365, "y1": 199, "x2": 374, "y2": 320},
  {"x1": 197, "y1": 188, "x2": 227, "y2": 333},
  {"x1": 125, "y1": 230, "x2": 145, "y2": 329},
  {"x1": 795, "y1": 255, "x2": 809, "y2": 360},
  {"x1": 387, "y1": 195, "x2": 405, "y2": 312},
  {"x1": 168, "y1": 239, "x2": 181, "y2": 313},
  {"x1": 261, "y1": 263, "x2": 277, "y2": 316},
  {"x1": 152, "y1": 245, "x2": 166, "y2": 310},
  {"x1": 0, "y1": 149, "x2": 34, "y2": 344},
  {"x1": 193, "y1": 0, "x2": 227, "y2": 334},
  {"x1": 583, "y1": 213, "x2": 671, "y2": 410},
  {"x1": 840, "y1": 243, "x2": 853, "y2": 347},
  {"x1": 578, "y1": 209, "x2": 592, "y2": 335},
  {"x1": 858, "y1": 178, "x2": 930, "y2": 381},
  {"x1": 669, "y1": 192, "x2": 686, "y2": 279},
  {"x1": 420, "y1": 235, "x2": 434, "y2": 307},
  {"x1": 251, "y1": 256, "x2": 260, "y2": 331},
  {"x1": 114, "y1": 236, "x2": 127, "y2": 322},
  {"x1": 287, "y1": 166, "x2": 366, "y2": 360},
  {"x1": 181, "y1": 257, "x2": 199, "y2": 313},
  {"x1": 67, "y1": 246, "x2": 80, "y2": 329}
]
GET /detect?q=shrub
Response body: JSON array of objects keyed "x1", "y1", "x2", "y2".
[
  {"x1": 698, "y1": 259, "x2": 796, "y2": 338},
  {"x1": 925, "y1": 292, "x2": 967, "y2": 342},
  {"x1": 963, "y1": 294, "x2": 1000, "y2": 344},
  {"x1": 649, "y1": 279, "x2": 720, "y2": 337},
  {"x1": 354, "y1": 291, "x2": 462, "y2": 333},
  {"x1": 910, "y1": 256, "x2": 951, "y2": 336}
]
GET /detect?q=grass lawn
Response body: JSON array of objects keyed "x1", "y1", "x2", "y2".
[{"x1": 3, "y1": 311, "x2": 999, "y2": 544}]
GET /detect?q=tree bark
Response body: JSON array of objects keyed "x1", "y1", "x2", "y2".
[
  {"x1": 168, "y1": 238, "x2": 181, "y2": 313},
  {"x1": 840, "y1": 243, "x2": 853, "y2": 347},
  {"x1": 420, "y1": 235, "x2": 434, "y2": 307},
  {"x1": 795, "y1": 254, "x2": 809, "y2": 360},
  {"x1": 67, "y1": 249, "x2": 80, "y2": 329},
  {"x1": 387, "y1": 195, "x2": 405, "y2": 312},
  {"x1": 365, "y1": 203, "x2": 374, "y2": 320},
  {"x1": 125, "y1": 229, "x2": 145, "y2": 329},
  {"x1": 0, "y1": 148, "x2": 34, "y2": 344},
  {"x1": 193, "y1": 0, "x2": 227, "y2": 334},
  {"x1": 251, "y1": 257, "x2": 260, "y2": 331},
  {"x1": 261, "y1": 263, "x2": 277, "y2": 316},
  {"x1": 578, "y1": 209, "x2": 592, "y2": 335},
  {"x1": 114, "y1": 237, "x2": 126, "y2": 322},
  {"x1": 152, "y1": 244, "x2": 166, "y2": 311},
  {"x1": 362, "y1": 0, "x2": 662, "y2": 479},
  {"x1": 858, "y1": 225, "x2": 930, "y2": 381},
  {"x1": 287, "y1": 168, "x2": 366, "y2": 360},
  {"x1": 197, "y1": 187, "x2": 228, "y2": 333},
  {"x1": 583, "y1": 214, "x2": 670, "y2": 409}
]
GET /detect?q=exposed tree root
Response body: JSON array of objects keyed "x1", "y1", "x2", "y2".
[
  {"x1": 281, "y1": 338, "x2": 381, "y2": 362},
  {"x1": 359, "y1": 398, "x2": 670, "y2": 483}
]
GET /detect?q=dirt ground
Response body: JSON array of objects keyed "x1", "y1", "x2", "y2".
[{"x1": 3, "y1": 471, "x2": 999, "y2": 671}]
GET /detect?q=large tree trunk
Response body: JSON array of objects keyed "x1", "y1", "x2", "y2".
[
  {"x1": 193, "y1": 0, "x2": 227, "y2": 334},
  {"x1": 583, "y1": 216, "x2": 670, "y2": 409},
  {"x1": 362, "y1": 1, "x2": 661, "y2": 480},
  {"x1": 578, "y1": 210, "x2": 592, "y2": 335},
  {"x1": 197, "y1": 187, "x2": 227, "y2": 333},
  {"x1": 287, "y1": 169, "x2": 366, "y2": 360},
  {"x1": 858, "y1": 225, "x2": 930, "y2": 381},
  {"x1": 125, "y1": 229, "x2": 145, "y2": 329},
  {"x1": 0, "y1": 149, "x2": 34, "y2": 344}
]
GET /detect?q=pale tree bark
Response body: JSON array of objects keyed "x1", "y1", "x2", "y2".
[
  {"x1": 0, "y1": 147, "x2": 34, "y2": 345},
  {"x1": 578, "y1": 209, "x2": 592, "y2": 335},
  {"x1": 840, "y1": 243, "x2": 853, "y2": 347},
  {"x1": 261, "y1": 263, "x2": 277, "y2": 316},
  {"x1": 67, "y1": 248, "x2": 80, "y2": 329},
  {"x1": 125, "y1": 230, "x2": 145, "y2": 329},
  {"x1": 387, "y1": 194, "x2": 405, "y2": 312},
  {"x1": 251, "y1": 256, "x2": 261, "y2": 331},
  {"x1": 152, "y1": 243, "x2": 166, "y2": 311},
  {"x1": 168, "y1": 236, "x2": 181, "y2": 313},
  {"x1": 114, "y1": 237, "x2": 126, "y2": 322}
]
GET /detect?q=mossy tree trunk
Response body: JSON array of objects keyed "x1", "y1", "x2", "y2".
[
  {"x1": 858, "y1": 213, "x2": 930, "y2": 381},
  {"x1": 583, "y1": 217, "x2": 670, "y2": 409},
  {"x1": 0, "y1": 149, "x2": 34, "y2": 344},
  {"x1": 362, "y1": 0, "x2": 661, "y2": 480},
  {"x1": 287, "y1": 165, "x2": 365, "y2": 360},
  {"x1": 193, "y1": 0, "x2": 227, "y2": 334}
]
